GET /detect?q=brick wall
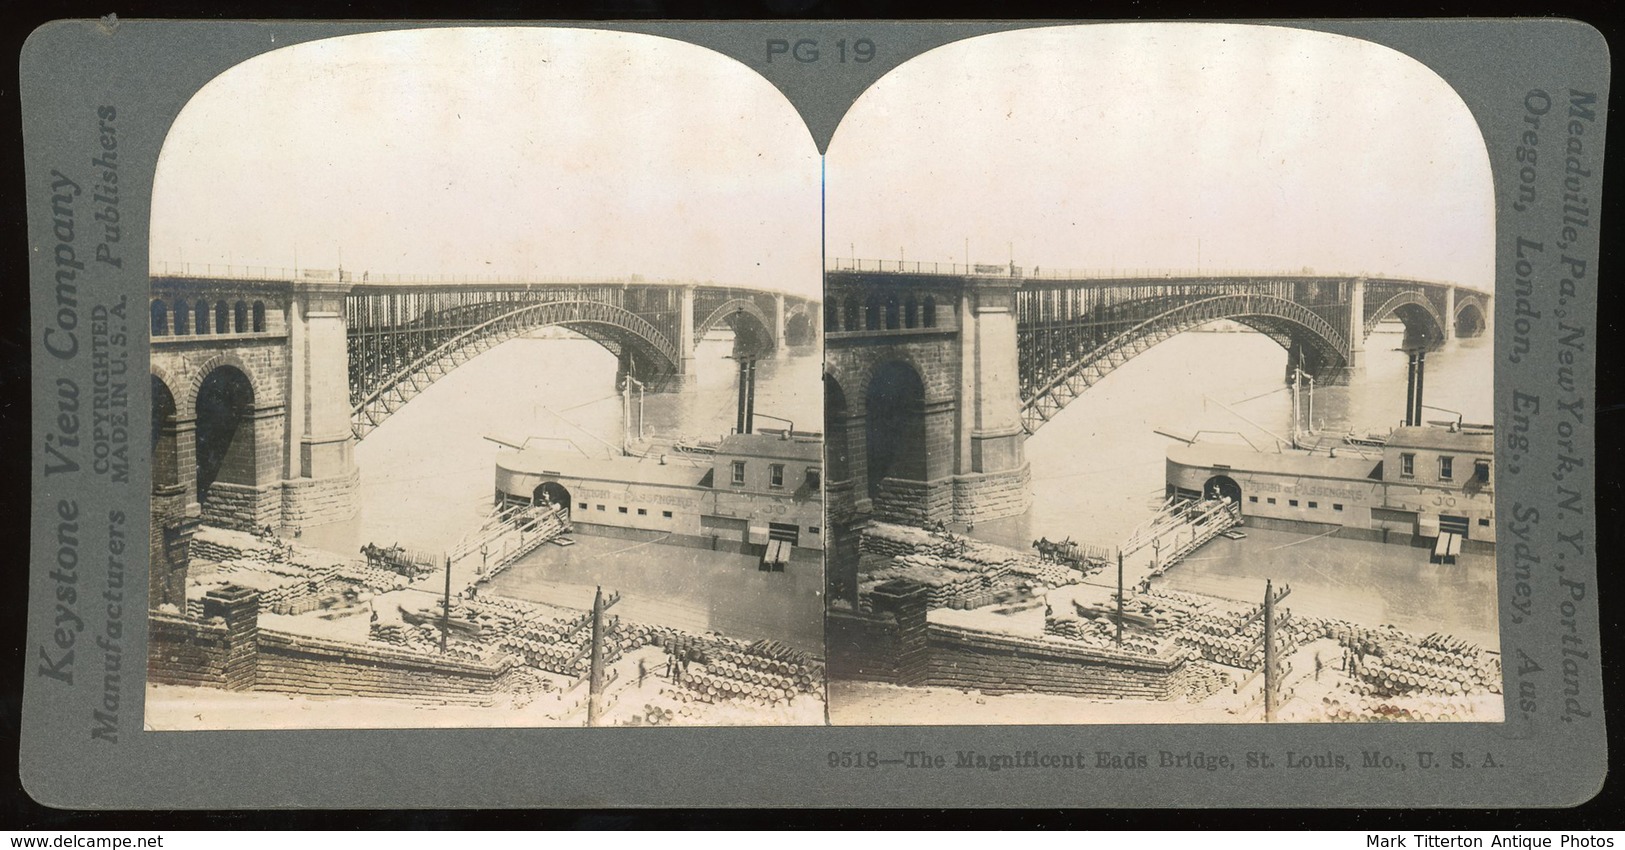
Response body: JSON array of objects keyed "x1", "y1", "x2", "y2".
[
  {"x1": 826, "y1": 607, "x2": 904, "y2": 683},
  {"x1": 149, "y1": 487, "x2": 194, "y2": 609},
  {"x1": 148, "y1": 613, "x2": 233, "y2": 688}
]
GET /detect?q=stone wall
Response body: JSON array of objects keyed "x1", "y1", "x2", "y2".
[
  {"x1": 828, "y1": 577, "x2": 1189, "y2": 701},
  {"x1": 871, "y1": 476, "x2": 954, "y2": 526},
  {"x1": 951, "y1": 465, "x2": 1033, "y2": 523},
  {"x1": 255, "y1": 632, "x2": 513, "y2": 706},
  {"x1": 925, "y1": 624, "x2": 1187, "y2": 700},
  {"x1": 280, "y1": 467, "x2": 362, "y2": 528},
  {"x1": 147, "y1": 584, "x2": 518, "y2": 706},
  {"x1": 198, "y1": 481, "x2": 281, "y2": 532}
]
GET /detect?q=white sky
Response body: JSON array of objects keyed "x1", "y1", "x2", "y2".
[
  {"x1": 826, "y1": 24, "x2": 1494, "y2": 289},
  {"x1": 151, "y1": 28, "x2": 823, "y2": 299}
]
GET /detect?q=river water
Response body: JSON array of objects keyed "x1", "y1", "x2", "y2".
[
  {"x1": 1010, "y1": 324, "x2": 1495, "y2": 547},
  {"x1": 304, "y1": 334, "x2": 820, "y2": 557},
  {"x1": 303, "y1": 320, "x2": 1495, "y2": 651},
  {"x1": 995, "y1": 322, "x2": 1499, "y2": 647}
]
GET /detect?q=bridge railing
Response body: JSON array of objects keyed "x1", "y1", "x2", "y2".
[
  {"x1": 826, "y1": 258, "x2": 1486, "y2": 293},
  {"x1": 827, "y1": 257, "x2": 1344, "y2": 279},
  {"x1": 150, "y1": 261, "x2": 806, "y2": 293}
]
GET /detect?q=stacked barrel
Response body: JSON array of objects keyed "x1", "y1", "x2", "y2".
[
  {"x1": 1306, "y1": 694, "x2": 1481, "y2": 722},
  {"x1": 652, "y1": 633, "x2": 822, "y2": 707},
  {"x1": 495, "y1": 614, "x2": 653, "y2": 677},
  {"x1": 1042, "y1": 616, "x2": 1165, "y2": 656}
]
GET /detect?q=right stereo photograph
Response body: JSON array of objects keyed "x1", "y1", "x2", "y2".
[{"x1": 822, "y1": 23, "x2": 1500, "y2": 725}]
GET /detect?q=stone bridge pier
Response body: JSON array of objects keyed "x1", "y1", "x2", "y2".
[
  {"x1": 825, "y1": 271, "x2": 1031, "y2": 528},
  {"x1": 150, "y1": 273, "x2": 361, "y2": 543}
]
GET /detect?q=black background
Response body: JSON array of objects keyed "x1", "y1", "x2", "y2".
[{"x1": 0, "y1": 0, "x2": 1619, "y2": 830}]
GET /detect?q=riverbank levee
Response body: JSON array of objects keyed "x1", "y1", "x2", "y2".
[
  {"x1": 827, "y1": 522, "x2": 1501, "y2": 724},
  {"x1": 146, "y1": 524, "x2": 825, "y2": 728}
]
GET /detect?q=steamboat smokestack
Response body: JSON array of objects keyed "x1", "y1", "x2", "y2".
[
  {"x1": 736, "y1": 357, "x2": 749, "y2": 434},
  {"x1": 1413, "y1": 349, "x2": 1426, "y2": 427},
  {"x1": 1403, "y1": 349, "x2": 1419, "y2": 427}
]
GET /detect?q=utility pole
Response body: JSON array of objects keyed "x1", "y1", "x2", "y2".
[
  {"x1": 587, "y1": 586, "x2": 606, "y2": 726},
  {"x1": 1290, "y1": 367, "x2": 1303, "y2": 448},
  {"x1": 1259, "y1": 580, "x2": 1292, "y2": 722},
  {"x1": 1306, "y1": 373, "x2": 1315, "y2": 435},
  {"x1": 1115, "y1": 549, "x2": 1125, "y2": 645},
  {"x1": 621, "y1": 368, "x2": 632, "y2": 456},
  {"x1": 440, "y1": 555, "x2": 452, "y2": 654}
]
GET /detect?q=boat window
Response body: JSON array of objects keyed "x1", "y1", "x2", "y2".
[
  {"x1": 769, "y1": 464, "x2": 785, "y2": 488},
  {"x1": 1439, "y1": 456, "x2": 1454, "y2": 480},
  {"x1": 1400, "y1": 453, "x2": 1416, "y2": 478},
  {"x1": 732, "y1": 461, "x2": 746, "y2": 485}
]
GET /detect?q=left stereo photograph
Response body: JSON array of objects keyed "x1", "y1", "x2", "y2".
[{"x1": 144, "y1": 27, "x2": 827, "y2": 729}]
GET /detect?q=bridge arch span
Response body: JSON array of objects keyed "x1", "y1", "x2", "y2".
[
  {"x1": 351, "y1": 299, "x2": 680, "y2": 440},
  {"x1": 1454, "y1": 294, "x2": 1488, "y2": 337},
  {"x1": 1020, "y1": 293, "x2": 1349, "y2": 434},
  {"x1": 184, "y1": 350, "x2": 280, "y2": 420},
  {"x1": 824, "y1": 373, "x2": 853, "y2": 487},
  {"x1": 695, "y1": 298, "x2": 776, "y2": 356},
  {"x1": 785, "y1": 304, "x2": 814, "y2": 346},
  {"x1": 863, "y1": 359, "x2": 930, "y2": 506},
  {"x1": 1364, "y1": 290, "x2": 1448, "y2": 347}
]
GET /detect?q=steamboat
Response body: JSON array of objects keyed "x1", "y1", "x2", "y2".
[{"x1": 1166, "y1": 349, "x2": 1493, "y2": 559}]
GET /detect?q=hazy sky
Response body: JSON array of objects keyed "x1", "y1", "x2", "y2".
[
  {"x1": 152, "y1": 28, "x2": 822, "y2": 299},
  {"x1": 826, "y1": 24, "x2": 1494, "y2": 289}
]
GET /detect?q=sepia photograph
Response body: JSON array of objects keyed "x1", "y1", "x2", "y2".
[
  {"x1": 823, "y1": 23, "x2": 1501, "y2": 724},
  {"x1": 143, "y1": 27, "x2": 827, "y2": 729}
]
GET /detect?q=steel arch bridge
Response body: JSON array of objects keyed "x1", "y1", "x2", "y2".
[
  {"x1": 147, "y1": 266, "x2": 819, "y2": 532},
  {"x1": 343, "y1": 279, "x2": 813, "y2": 439},
  {"x1": 822, "y1": 263, "x2": 1488, "y2": 525},
  {"x1": 1020, "y1": 293, "x2": 1349, "y2": 433},
  {"x1": 1011, "y1": 273, "x2": 1486, "y2": 434},
  {"x1": 348, "y1": 299, "x2": 681, "y2": 440}
]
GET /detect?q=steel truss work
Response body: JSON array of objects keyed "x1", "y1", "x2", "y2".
[
  {"x1": 1018, "y1": 292, "x2": 1349, "y2": 434},
  {"x1": 695, "y1": 297, "x2": 776, "y2": 352},
  {"x1": 348, "y1": 297, "x2": 680, "y2": 440},
  {"x1": 1363, "y1": 279, "x2": 1450, "y2": 341}
]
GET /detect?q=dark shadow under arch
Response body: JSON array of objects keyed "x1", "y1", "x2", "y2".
[
  {"x1": 195, "y1": 365, "x2": 257, "y2": 510},
  {"x1": 865, "y1": 360, "x2": 928, "y2": 497}
]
